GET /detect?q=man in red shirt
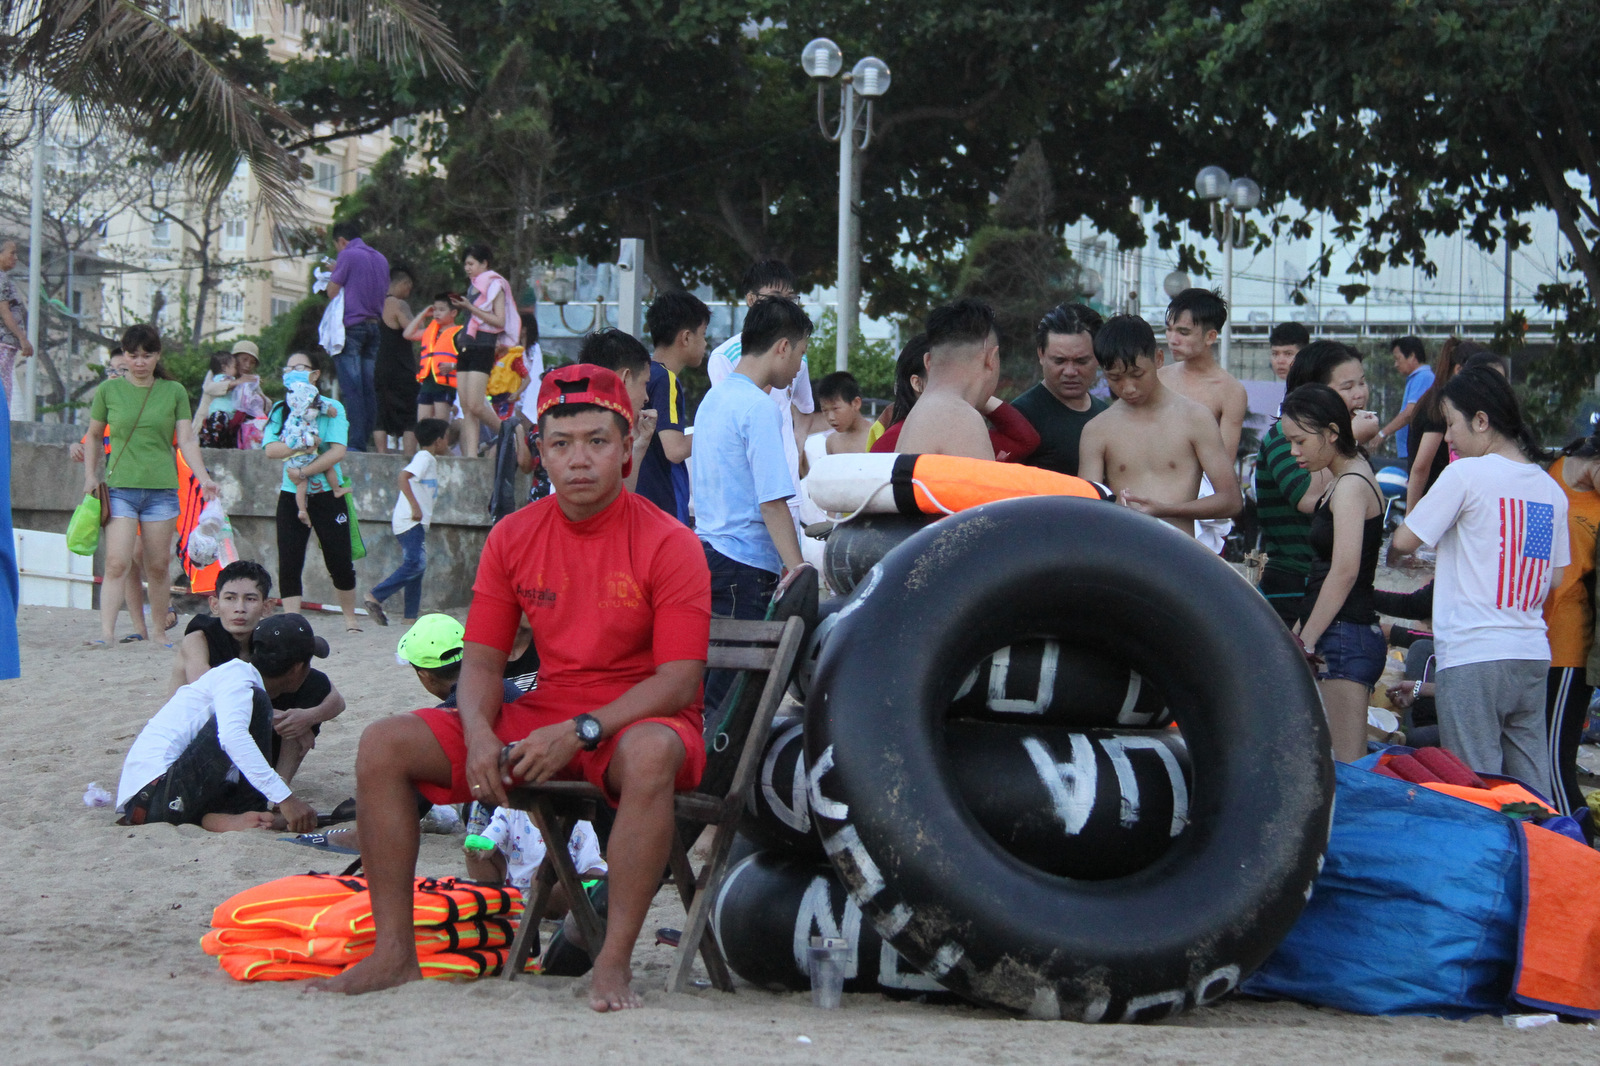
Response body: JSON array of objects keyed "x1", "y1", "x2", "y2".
[{"x1": 315, "y1": 366, "x2": 711, "y2": 1010}]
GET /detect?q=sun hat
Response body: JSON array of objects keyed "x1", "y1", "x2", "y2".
[
  {"x1": 396, "y1": 614, "x2": 466, "y2": 670},
  {"x1": 230, "y1": 340, "x2": 260, "y2": 359}
]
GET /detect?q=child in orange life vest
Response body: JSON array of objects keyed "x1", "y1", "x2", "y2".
[{"x1": 404, "y1": 294, "x2": 461, "y2": 425}]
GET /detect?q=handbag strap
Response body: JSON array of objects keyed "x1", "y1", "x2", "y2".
[{"x1": 106, "y1": 380, "x2": 158, "y2": 480}]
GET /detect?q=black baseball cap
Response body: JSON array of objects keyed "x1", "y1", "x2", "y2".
[{"x1": 252, "y1": 613, "x2": 330, "y2": 676}]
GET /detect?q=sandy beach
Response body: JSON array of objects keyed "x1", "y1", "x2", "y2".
[{"x1": 3, "y1": 603, "x2": 1596, "y2": 1065}]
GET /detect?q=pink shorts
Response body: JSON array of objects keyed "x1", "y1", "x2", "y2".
[{"x1": 413, "y1": 698, "x2": 705, "y2": 807}]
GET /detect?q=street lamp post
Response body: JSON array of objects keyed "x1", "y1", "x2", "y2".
[
  {"x1": 803, "y1": 38, "x2": 890, "y2": 372},
  {"x1": 1193, "y1": 166, "x2": 1261, "y2": 373}
]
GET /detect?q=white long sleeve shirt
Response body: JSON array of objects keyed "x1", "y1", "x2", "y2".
[{"x1": 116, "y1": 659, "x2": 292, "y2": 811}]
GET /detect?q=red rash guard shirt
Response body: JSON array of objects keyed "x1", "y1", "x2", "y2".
[{"x1": 464, "y1": 489, "x2": 711, "y2": 728}]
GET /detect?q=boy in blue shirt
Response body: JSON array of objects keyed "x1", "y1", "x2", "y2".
[
  {"x1": 636, "y1": 292, "x2": 711, "y2": 524},
  {"x1": 690, "y1": 296, "x2": 811, "y2": 717}
]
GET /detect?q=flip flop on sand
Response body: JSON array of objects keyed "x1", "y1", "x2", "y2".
[
  {"x1": 82, "y1": 639, "x2": 108, "y2": 649},
  {"x1": 345, "y1": 625, "x2": 362, "y2": 633},
  {"x1": 362, "y1": 597, "x2": 389, "y2": 627},
  {"x1": 118, "y1": 633, "x2": 147, "y2": 644}
]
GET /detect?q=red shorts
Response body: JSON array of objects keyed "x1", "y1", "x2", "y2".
[{"x1": 413, "y1": 696, "x2": 705, "y2": 807}]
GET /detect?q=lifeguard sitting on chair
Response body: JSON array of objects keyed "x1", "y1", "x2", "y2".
[{"x1": 314, "y1": 365, "x2": 711, "y2": 1010}]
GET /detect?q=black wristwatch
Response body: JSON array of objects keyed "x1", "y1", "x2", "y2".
[{"x1": 573, "y1": 714, "x2": 603, "y2": 751}]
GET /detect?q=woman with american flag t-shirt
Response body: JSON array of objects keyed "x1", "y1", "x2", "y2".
[{"x1": 1391, "y1": 367, "x2": 1569, "y2": 797}]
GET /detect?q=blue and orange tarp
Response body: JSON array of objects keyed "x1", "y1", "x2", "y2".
[{"x1": 1243, "y1": 757, "x2": 1600, "y2": 1018}]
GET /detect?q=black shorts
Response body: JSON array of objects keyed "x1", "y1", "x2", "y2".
[
  {"x1": 122, "y1": 691, "x2": 276, "y2": 826},
  {"x1": 456, "y1": 342, "x2": 497, "y2": 375}
]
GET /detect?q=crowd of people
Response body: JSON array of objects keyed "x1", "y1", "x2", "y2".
[{"x1": 83, "y1": 240, "x2": 1597, "y2": 1014}]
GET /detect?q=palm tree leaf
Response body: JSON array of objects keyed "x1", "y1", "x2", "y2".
[
  {"x1": 285, "y1": 0, "x2": 467, "y2": 82},
  {"x1": 1, "y1": 0, "x2": 468, "y2": 225}
]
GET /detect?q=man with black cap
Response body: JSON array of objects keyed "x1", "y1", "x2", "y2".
[{"x1": 115, "y1": 615, "x2": 330, "y2": 833}]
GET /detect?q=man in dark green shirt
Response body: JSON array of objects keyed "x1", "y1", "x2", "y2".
[
  {"x1": 1013, "y1": 303, "x2": 1108, "y2": 477},
  {"x1": 1254, "y1": 421, "x2": 1320, "y2": 626}
]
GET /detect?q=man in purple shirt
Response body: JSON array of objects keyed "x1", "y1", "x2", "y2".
[{"x1": 325, "y1": 221, "x2": 390, "y2": 452}]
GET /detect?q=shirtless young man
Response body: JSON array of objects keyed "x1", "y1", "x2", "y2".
[
  {"x1": 1160, "y1": 288, "x2": 1249, "y2": 457},
  {"x1": 1078, "y1": 315, "x2": 1242, "y2": 534},
  {"x1": 1160, "y1": 288, "x2": 1249, "y2": 551},
  {"x1": 895, "y1": 299, "x2": 1002, "y2": 461}
]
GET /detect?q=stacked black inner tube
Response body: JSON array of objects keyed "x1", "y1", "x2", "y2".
[{"x1": 813, "y1": 498, "x2": 1331, "y2": 1019}]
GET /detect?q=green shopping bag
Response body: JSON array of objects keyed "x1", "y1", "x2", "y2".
[
  {"x1": 341, "y1": 477, "x2": 366, "y2": 562},
  {"x1": 66, "y1": 491, "x2": 104, "y2": 556}
]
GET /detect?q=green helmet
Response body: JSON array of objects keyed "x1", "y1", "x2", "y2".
[{"x1": 396, "y1": 614, "x2": 465, "y2": 670}]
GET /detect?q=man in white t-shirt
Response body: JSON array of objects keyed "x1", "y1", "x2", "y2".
[
  {"x1": 706, "y1": 260, "x2": 817, "y2": 528},
  {"x1": 116, "y1": 615, "x2": 329, "y2": 832},
  {"x1": 1392, "y1": 391, "x2": 1569, "y2": 793},
  {"x1": 364, "y1": 418, "x2": 450, "y2": 626}
]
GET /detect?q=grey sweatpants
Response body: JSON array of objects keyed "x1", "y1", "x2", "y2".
[{"x1": 1435, "y1": 658, "x2": 1552, "y2": 798}]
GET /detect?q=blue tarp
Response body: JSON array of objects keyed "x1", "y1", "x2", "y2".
[{"x1": 1241, "y1": 761, "x2": 1523, "y2": 1016}]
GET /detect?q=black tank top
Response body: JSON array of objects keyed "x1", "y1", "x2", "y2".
[
  {"x1": 1301, "y1": 473, "x2": 1384, "y2": 626},
  {"x1": 376, "y1": 321, "x2": 417, "y2": 385},
  {"x1": 187, "y1": 613, "x2": 240, "y2": 666}
]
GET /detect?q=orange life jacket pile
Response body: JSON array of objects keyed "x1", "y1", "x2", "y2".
[{"x1": 203, "y1": 873, "x2": 526, "y2": 981}]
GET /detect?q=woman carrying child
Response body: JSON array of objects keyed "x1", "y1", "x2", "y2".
[
  {"x1": 263, "y1": 350, "x2": 361, "y2": 632},
  {"x1": 1279, "y1": 383, "x2": 1387, "y2": 762},
  {"x1": 192, "y1": 342, "x2": 267, "y2": 448}
]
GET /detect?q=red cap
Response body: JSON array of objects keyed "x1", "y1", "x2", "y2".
[{"x1": 536, "y1": 364, "x2": 635, "y2": 423}]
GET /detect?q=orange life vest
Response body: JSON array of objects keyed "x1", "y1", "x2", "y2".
[
  {"x1": 209, "y1": 873, "x2": 521, "y2": 939},
  {"x1": 216, "y1": 946, "x2": 518, "y2": 982},
  {"x1": 417, "y1": 321, "x2": 461, "y2": 387},
  {"x1": 201, "y1": 915, "x2": 515, "y2": 965}
]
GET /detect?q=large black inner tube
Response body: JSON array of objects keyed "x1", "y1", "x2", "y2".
[
  {"x1": 804, "y1": 497, "x2": 1333, "y2": 1021},
  {"x1": 823, "y1": 513, "x2": 937, "y2": 595},
  {"x1": 742, "y1": 718, "x2": 1192, "y2": 880},
  {"x1": 712, "y1": 850, "x2": 948, "y2": 996},
  {"x1": 950, "y1": 638, "x2": 1171, "y2": 729},
  {"x1": 946, "y1": 722, "x2": 1189, "y2": 879}
]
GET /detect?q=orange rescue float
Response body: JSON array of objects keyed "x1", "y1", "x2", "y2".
[{"x1": 807, "y1": 452, "x2": 1109, "y2": 517}]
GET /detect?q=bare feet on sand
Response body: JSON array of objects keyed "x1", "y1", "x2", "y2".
[
  {"x1": 199, "y1": 811, "x2": 276, "y2": 832},
  {"x1": 308, "y1": 951, "x2": 422, "y2": 995},
  {"x1": 589, "y1": 960, "x2": 643, "y2": 1012}
]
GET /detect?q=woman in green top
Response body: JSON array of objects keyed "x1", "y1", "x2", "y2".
[{"x1": 83, "y1": 324, "x2": 218, "y2": 647}]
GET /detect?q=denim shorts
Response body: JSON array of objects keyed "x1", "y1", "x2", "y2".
[
  {"x1": 1314, "y1": 620, "x2": 1387, "y2": 688},
  {"x1": 107, "y1": 487, "x2": 181, "y2": 522}
]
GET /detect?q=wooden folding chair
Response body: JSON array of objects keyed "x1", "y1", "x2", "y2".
[{"x1": 501, "y1": 615, "x2": 806, "y2": 991}]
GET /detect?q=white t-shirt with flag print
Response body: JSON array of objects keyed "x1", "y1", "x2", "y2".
[{"x1": 1404, "y1": 453, "x2": 1570, "y2": 669}]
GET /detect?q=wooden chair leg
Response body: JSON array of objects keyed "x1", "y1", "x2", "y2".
[
  {"x1": 667, "y1": 819, "x2": 737, "y2": 993},
  {"x1": 504, "y1": 855, "x2": 558, "y2": 982},
  {"x1": 526, "y1": 798, "x2": 606, "y2": 959}
]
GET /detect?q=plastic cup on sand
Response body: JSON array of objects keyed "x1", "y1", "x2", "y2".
[{"x1": 807, "y1": 936, "x2": 849, "y2": 1009}]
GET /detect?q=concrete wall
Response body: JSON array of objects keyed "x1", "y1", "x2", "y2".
[{"x1": 9, "y1": 422, "x2": 517, "y2": 610}]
